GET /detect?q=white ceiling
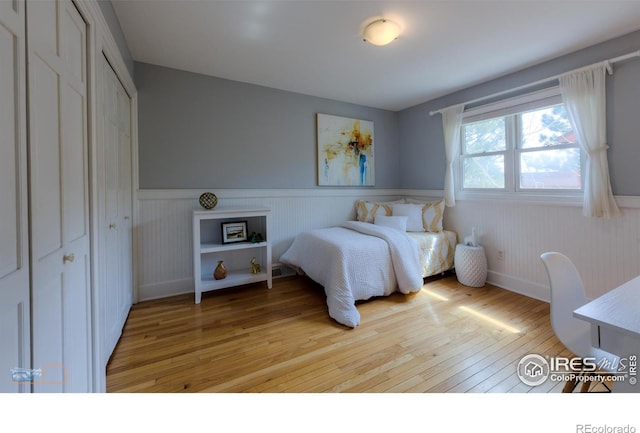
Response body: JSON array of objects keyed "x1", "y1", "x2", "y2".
[{"x1": 111, "y1": 0, "x2": 640, "y2": 111}]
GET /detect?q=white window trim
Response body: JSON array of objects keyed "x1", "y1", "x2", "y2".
[
  {"x1": 462, "y1": 86, "x2": 562, "y2": 121},
  {"x1": 456, "y1": 86, "x2": 584, "y2": 205}
]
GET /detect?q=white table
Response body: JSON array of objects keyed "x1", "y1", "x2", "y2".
[{"x1": 573, "y1": 275, "x2": 640, "y2": 393}]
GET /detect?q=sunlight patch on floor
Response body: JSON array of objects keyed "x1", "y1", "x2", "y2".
[
  {"x1": 458, "y1": 306, "x2": 521, "y2": 334},
  {"x1": 421, "y1": 288, "x2": 449, "y2": 302}
]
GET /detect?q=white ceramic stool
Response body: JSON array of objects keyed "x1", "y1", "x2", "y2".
[{"x1": 454, "y1": 244, "x2": 488, "y2": 287}]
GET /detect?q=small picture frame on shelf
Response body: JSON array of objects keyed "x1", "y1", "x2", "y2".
[{"x1": 221, "y1": 221, "x2": 248, "y2": 244}]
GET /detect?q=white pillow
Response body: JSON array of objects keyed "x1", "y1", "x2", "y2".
[
  {"x1": 405, "y1": 198, "x2": 445, "y2": 232},
  {"x1": 392, "y1": 203, "x2": 424, "y2": 231},
  {"x1": 374, "y1": 215, "x2": 408, "y2": 232}
]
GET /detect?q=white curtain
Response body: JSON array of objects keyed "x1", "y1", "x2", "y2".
[
  {"x1": 442, "y1": 104, "x2": 465, "y2": 207},
  {"x1": 559, "y1": 63, "x2": 620, "y2": 218}
]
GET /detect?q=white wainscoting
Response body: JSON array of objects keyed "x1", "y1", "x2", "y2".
[
  {"x1": 135, "y1": 189, "x2": 640, "y2": 304},
  {"x1": 444, "y1": 196, "x2": 640, "y2": 302},
  {"x1": 135, "y1": 189, "x2": 415, "y2": 301}
]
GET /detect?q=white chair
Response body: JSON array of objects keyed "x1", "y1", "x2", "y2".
[{"x1": 540, "y1": 252, "x2": 619, "y2": 392}]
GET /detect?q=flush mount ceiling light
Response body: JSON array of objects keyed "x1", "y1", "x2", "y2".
[{"x1": 362, "y1": 19, "x2": 400, "y2": 46}]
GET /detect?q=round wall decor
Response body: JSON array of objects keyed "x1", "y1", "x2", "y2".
[{"x1": 199, "y1": 192, "x2": 218, "y2": 210}]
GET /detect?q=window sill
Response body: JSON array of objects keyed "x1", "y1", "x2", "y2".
[{"x1": 455, "y1": 190, "x2": 584, "y2": 207}]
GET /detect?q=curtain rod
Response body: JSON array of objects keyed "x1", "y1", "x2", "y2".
[{"x1": 429, "y1": 50, "x2": 640, "y2": 116}]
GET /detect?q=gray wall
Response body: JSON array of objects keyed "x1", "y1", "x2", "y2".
[
  {"x1": 398, "y1": 30, "x2": 640, "y2": 195},
  {"x1": 135, "y1": 62, "x2": 401, "y2": 189},
  {"x1": 134, "y1": 29, "x2": 640, "y2": 194},
  {"x1": 97, "y1": 0, "x2": 134, "y2": 78}
]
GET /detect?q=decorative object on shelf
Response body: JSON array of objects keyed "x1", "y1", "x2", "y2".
[
  {"x1": 213, "y1": 260, "x2": 227, "y2": 280},
  {"x1": 199, "y1": 192, "x2": 218, "y2": 210},
  {"x1": 317, "y1": 113, "x2": 374, "y2": 187},
  {"x1": 221, "y1": 221, "x2": 248, "y2": 244},
  {"x1": 250, "y1": 257, "x2": 261, "y2": 274},
  {"x1": 249, "y1": 232, "x2": 264, "y2": 243}
]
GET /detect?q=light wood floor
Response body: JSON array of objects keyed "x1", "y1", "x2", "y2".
[{"x1": 107, "y1": 274, "x2": 595, "y2": 393}]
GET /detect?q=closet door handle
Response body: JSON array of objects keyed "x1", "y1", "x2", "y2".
[
  {"x1": 109, "y1": 223, "x2": 116, "y2": 229},
  {"x1": 63, "y1": 253, "x2": 75, "y2": 264}
]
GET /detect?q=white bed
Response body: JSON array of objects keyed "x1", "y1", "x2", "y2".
[
  {"x1": 280, "y1": 220, "x2": 456, "y2": 327},
  {"x1": 408, "y1": 230, "x2": 457, "y2": 278}
]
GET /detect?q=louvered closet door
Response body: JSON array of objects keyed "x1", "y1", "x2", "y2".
[
  {"x1": 28, "y1": 0, "x2": 92, "y2": 392},
  {"x1": 0, "y1": 0, "x2": 31, "y2": 393}
]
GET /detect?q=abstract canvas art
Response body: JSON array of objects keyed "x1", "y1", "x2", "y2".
[{"x1": 317, "y1": 113, "x2": 374, "y2": 186}]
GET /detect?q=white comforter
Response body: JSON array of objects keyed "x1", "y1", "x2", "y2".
[{"x1": 279, "y1": 221, "x2": 423, "y2": 327}]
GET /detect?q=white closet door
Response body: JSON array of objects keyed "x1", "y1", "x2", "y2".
[
  {"x1": 0, "y1": 0, "x2": 30, "y2": 393},
  {"x1": 98, "y1": 54, "x2": 133, "y2": 369},
  {"x1": 117, "y1": 70, "x2": 133, "y2": 319},
  {"x1": 28, "y1": 0, "x2": 91, "y2": 393}
]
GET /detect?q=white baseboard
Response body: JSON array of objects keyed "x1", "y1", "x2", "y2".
[
  {"x1": 487, "y1": 270, "x2": 550, "y2": 303},
  {"x1": 138, "y1": 277, "x2": 194, "y2": 302},
  {"x1": 138, "y1": 270, "x2": 551, "y2": 303},
  {"x1": 137, "y1": 267, "x2": 298, "y2": 301}
]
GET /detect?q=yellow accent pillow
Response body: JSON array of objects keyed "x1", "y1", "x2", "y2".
[{"x1": 355, "y1": 199, "x2": 403, "y2": 223}]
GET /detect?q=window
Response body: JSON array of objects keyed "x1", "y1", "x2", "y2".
[{"x1": 460, "y1": 88, "x2": 582, "y2": 195}]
